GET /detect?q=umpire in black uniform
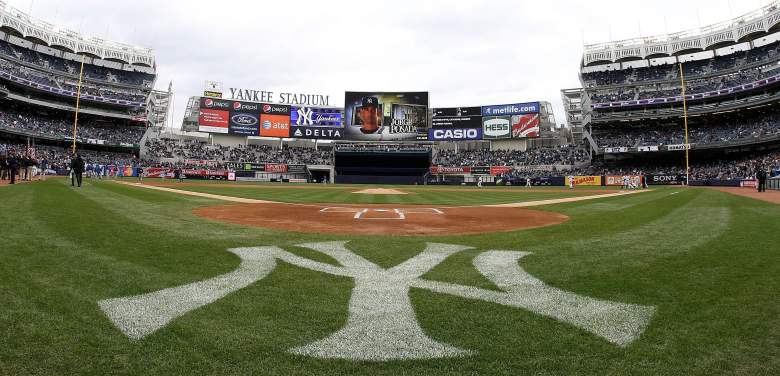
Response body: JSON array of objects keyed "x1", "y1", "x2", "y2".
[
  {"x1": 7, "y1": 148, "x2": 19, "y2": 184},
  {"x1": 756, "y1": 163, "x2": 767, "y2": 193},
  {"x1": 71, "y1": 154, "x2": 85, "y2": 187}
]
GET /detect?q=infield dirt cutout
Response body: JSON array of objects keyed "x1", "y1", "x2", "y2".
[{"x1": 118, "y1": 182, "x2": 648, "y2": 236}]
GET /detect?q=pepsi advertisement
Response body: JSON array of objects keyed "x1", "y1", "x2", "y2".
[{"x1": 228, "y1": 100, "x2": 262, "y2": 136}]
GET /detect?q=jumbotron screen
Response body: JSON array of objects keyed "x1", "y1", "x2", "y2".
[{"x1": 344, "y1": 92, "x2": 429, "y2": 141}]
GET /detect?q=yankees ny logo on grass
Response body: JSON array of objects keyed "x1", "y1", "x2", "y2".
[{"x1": 98, "y1": 242, "x2": 655, "y2": 361}]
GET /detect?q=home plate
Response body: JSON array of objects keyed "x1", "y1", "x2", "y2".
[{"x1": 352, "y1": 188, "x2": 409, "y2": 195}]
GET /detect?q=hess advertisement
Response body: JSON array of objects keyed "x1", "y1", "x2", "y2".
[
  {"x1": 482, "y1": 116, "x2": 511, "y2": 139},
  {"x1": 344, "y1": 92, "x2": 429, "y2": 141}
]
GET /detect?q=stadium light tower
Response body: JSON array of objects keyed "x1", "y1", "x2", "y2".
[{"x1": 678, "y1": 63, "x2": 691, "y2": 185}]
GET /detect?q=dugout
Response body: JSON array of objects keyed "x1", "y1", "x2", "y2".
[{"x1": 334, "y1": 143, "x2": 432, "y2": 184}]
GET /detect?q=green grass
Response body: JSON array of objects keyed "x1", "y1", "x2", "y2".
[
  {"x1": 0, "y1": 178, "x2": 778, "y2": 375},
  {"x1": 151, "y1": 180, "x2": 617, "y2": 206}
]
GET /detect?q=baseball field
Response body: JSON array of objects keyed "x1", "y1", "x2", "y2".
[{"x1": 1, "y1": 178, "x2": 779, "y2": 375}]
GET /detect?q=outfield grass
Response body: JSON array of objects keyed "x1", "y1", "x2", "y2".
[{"x1": 1, "y1": 178, "x2": 778, "y2": 375}]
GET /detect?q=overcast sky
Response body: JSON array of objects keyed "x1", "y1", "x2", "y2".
[{"x1": 9, "y1": 0, "x2": 771, "y2": 127}]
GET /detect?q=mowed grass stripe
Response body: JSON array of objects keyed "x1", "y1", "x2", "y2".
[{"x1": 1, "y1": 181, "x2": 779, "y2": 375}]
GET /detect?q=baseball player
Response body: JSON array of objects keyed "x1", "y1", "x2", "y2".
[
  {"x1": 477, "y1": 176, "x2": 483, "y2": 188},
  {"x1": 568, "y1": 175, "x2": 574, "y2": 189}
]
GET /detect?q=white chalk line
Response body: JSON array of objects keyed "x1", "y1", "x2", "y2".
[{"x1": 115, "y1": 181, "x2": 651, "y2": 210}]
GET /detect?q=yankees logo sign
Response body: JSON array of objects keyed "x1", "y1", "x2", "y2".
[{"x1": 98, "y1": 242, "x2": 655, "y2": 361}]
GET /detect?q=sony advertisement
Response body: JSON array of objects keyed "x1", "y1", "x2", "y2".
[
  {"x1": 344, "y1": 92, "x2": 429, "y2": 141},
  {"x1": 431, "y1": 106, "x2": 483, "y2": 129}
]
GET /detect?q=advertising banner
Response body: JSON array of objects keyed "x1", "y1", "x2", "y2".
[
  {"x1": 344, "y1": 92, "x2": 429, "y2": 141},
  {"x1": 226, "y1": 162, "x2": 265, "y2": 172},
  {"x1": 198, "y1": 108, "x2": 230, "y2": 134},
  {"x1": 482, "y1": 116, "x2": 511, "y2": 139},
  {"x1": 638, "y1": 145, "x2": 659, "y2": 152},
  {"x1": 490, "y1": 166, "x2": 513, "y2": 176},
  {"x1": 511, "y1": 114, "x2": 540, "y2": 138},
  {"x1": 667, "y1": 144, "x2": 692, "y2": 151},
  {"x1": 565, "y1": 176, "x2": 602, "y2": 186},
  {"x1": 259, "y1": 114, "x2": 291, "y2": 138},
  {"x1": 471, "y1": 166, "x2": 491, "y2": 175},
  {"x1": 605, "y1": 175, "x2": 643, "y2": 186},
  {"x1": 290, "y1": 107, "x2": 343, "y2": 127},
  {"x1": 291, "y1": 126, "x2": 344, "y2": 140},
  {"x1": 265, "y1": 163, "x2": 288, "y2": 173},
  {"x1": 646, "y1": 175, "x2": 686, "y2": 185},
  {"x1": 430, "y1": 166, "x2": 471, "y2": 174},
  {"x1": 604, "y1": 147, "x2": 630, "y2": 153},
  {"x1": 481, "y1": 102, "x2": 540, "y2": 116},
  {"x1": 431, "y1": 106, "x2": 483, "y2": 129},
  {"x1": 428, "y1": 128, "x2": 482, "y2": 141},
  {"x1": 228, "y1": 111, "x2": 260, "y2": 136}
]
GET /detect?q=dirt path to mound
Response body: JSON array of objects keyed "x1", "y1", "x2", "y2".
[
  {"x1": 117, "y1": 181, "x2": 648, "y2": 236},
  {"x1": 710, "y1": 187, "x2": 780, "y2": 205}
]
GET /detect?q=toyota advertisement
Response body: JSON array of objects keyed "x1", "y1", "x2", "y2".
[{"x1": 344, "y1": 92, "x2": 429, "y2": 141}]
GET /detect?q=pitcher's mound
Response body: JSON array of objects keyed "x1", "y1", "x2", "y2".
[{"x1": 352, "y1": 188, "x2": 409, "y2": 195}]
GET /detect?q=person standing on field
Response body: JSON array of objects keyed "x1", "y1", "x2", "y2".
[{"x1": 71, "y1": 154, "x2": 85, "y2": 187}]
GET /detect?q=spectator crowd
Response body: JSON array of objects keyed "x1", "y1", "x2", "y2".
[
  {"x1": 0, "y1": 106, "x2": 145, "y2": 146},
  {"x1": 433, "y1": 145, "x2": 590, "y2": 167},
  {"x1": 144, "y1": 138, "x2": 333, "y2": 166},
  {"x1": 593, "y1": 110, "x2": 780, "y2": 148}
]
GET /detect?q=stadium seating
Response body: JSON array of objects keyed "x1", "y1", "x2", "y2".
[
  {"x1": 433, "y1": 145, "x2": 590, "y2": 167},
  {"x1": 592, "y1": 110, "x2": 780, "y2": 148},
  {"x1": 143, "y1": 138, "x2": 333, "y2": 166},
  {"x1": 0, "y1": 106, "x2": 145, "y2": 146}
]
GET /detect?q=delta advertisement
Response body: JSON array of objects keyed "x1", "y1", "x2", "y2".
[
  {"x1": 344, "y1": 92, "x2": 429, "y2": 141},
  {"x1": 198, "y1": 98, "x2": 291, "y2": 137},
  {"x1": 431, "y1": 106, "x2": 483, "y2": 129}
]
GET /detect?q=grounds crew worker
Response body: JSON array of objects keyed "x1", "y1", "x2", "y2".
[{"x1": 71, "y1": 153, "x2": 85, "y2": 187}]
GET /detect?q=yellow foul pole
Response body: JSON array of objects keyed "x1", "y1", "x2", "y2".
[
  {"x1": 71, "y1": 54, "x2": 86, "y2": 154},
  {"x1": 678, "y1": 62, "x2": 690, "y2": 185}
]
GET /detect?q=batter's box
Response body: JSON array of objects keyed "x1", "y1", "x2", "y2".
[{"x1": 320, "y1": 207, "x2": 444, "y2": 220}]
